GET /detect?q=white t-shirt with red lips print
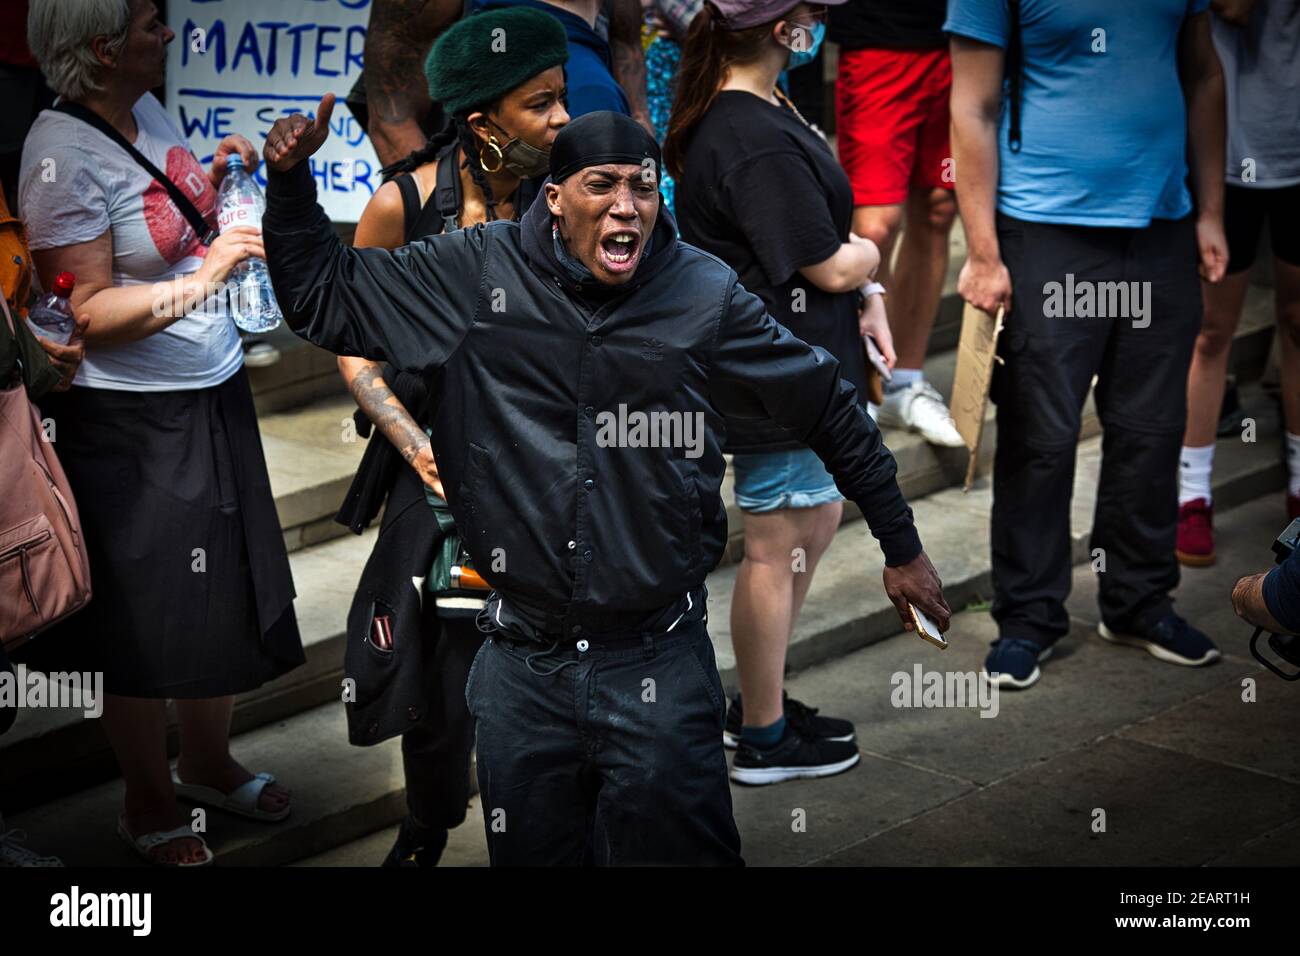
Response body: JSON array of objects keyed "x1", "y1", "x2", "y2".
[{"x1": 19, "y1": 93, "x2": 243, "y2": 391}]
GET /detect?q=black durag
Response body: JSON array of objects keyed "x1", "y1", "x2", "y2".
[{"x1": 549, "y1": 111, "x2": 662, "y2": 184}]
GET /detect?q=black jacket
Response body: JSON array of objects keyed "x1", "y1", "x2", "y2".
[
  {"x1": 263, "y1": 161, "x2": 923, "y2": 635},
  {"x1": 334, "y1": 368, "x2": 438, "y2": 746}
]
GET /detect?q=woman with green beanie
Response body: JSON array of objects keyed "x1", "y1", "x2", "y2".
[{"x1": 334, "y1": 6, "x2": 569, "y2": 867}]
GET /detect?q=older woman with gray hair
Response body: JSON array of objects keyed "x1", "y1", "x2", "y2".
[{"x1": 18, "y1": 0, "x2": 304, "y2": 865}]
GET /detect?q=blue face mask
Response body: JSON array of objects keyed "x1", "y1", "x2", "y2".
[{"x1": 786, "y1": 20, "x2": 825, "y2": 69}]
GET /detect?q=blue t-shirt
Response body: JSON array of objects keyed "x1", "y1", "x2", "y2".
[
  {"x1": 944, "y1": 0, "x2": 1210, "y2": 228},
  {"x1": 472, "y1": 0, "x2": 631, "y2": 118}
]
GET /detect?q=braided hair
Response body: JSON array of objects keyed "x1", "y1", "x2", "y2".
[{"x1": 378, "y1": 102, "x2": 507, "y2": 222}]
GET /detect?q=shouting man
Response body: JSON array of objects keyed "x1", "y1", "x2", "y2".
[{"x1": 262, "y1": 101, "x2": 949, "y2": 865}]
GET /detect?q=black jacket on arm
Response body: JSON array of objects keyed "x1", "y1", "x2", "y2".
[{"x1": 263, "y1": 161, "x2": 923, "y2": 636}]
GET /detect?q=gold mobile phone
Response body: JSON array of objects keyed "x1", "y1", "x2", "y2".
[{"x1": 910, "y1": 603, "x2": 948, "y2": 650}]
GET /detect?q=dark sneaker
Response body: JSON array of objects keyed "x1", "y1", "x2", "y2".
[
  {"x1": 1098, "y1": 613, "x2": 1220, "y2": 667},
  {"x1": 729, "y1": 721, "x2": 860, "y2": 786},
  {"x1": 983, "y1": 638, "x2": 1054, "y2": 690},
  {"x1": 722, "y1": 691, "x2": 855, "y2": 750},
  {"x1": 381, "y1": 816, "x2": 448, "y2": 868}
]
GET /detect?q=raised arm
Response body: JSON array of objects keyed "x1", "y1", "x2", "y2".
[
  {"x1": 709, "y1": 279, "x2": 951, "y2": 632},
  {"x1": 261, "y1": 95, "x2": 481, "y2": 375},
  {"x1": 362, "y1": 0, "x2": 462, "y2": 168},
  {"x1": 608, "y1": 0, "x2": 653, "y2": 134}
]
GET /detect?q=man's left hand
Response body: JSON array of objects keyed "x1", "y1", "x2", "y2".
[
  {"x1": 211, "y1": 134, "x2": 260, "y2": 185},
  {"x1": 884, "y1": 550, "x2": 951, "y2": 635}
]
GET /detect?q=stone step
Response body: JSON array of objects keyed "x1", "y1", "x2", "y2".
[
  {"x1": 5, "y1": 702, "x2": 406, "y2": 868},
  {"x1": 294, "y1": 799, "x2": 488, "y2": 868},
  {"x1": 259, "y1": 393, "x2": 367, "y2": 555},
  {"x1": 0, "y1": 527, "x2": 374, "y2": 813},
  {"x1": 6, "y1": 383, "x2": 1283, "y2": 865},
  {"x1": 245, "y1": 324, "x2": 348, "y2": 416}
]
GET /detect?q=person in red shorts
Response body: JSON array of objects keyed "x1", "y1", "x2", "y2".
[{"x1": 831, "y1": 0, "x2": 963, "y2": 447}]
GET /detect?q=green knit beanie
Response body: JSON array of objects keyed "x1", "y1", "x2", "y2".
[{"x1": 424, "y1": 8, "x2": 570, "y2": 118}]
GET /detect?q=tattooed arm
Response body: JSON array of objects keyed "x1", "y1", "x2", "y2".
[
  {"x1": 339, "y1": 357, "x2": 445, "y2": 496},
  {"x1": 363, "y1": 0, "x2": 462, "y2": 168},
  {"x1": 607, "y1": 0, "x2": 653, "y2": 135}
]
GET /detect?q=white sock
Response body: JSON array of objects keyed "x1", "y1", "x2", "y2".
[
  {"x1": 885, "y1": 367, "x2": 923, "y2": 394},
  {"x1": 1287, "y1": 432, "x2": 1300, "y2": 497},
  {"x1": 1178, "y1": 444, "x2": 1215, "y2": 505}
]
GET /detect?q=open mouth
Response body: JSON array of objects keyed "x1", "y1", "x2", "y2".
[{"x1": 598, "y1": 230, "x2": 641, "y2": 273}]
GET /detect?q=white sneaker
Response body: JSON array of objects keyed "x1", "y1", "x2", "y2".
[
  {"x1": 876, "y1": 381, "x2": 965, "y2": 447},
  {"x1": 241, "y1": 340, "x2": 281, "y2": 368},
  {"x1": 0, "y1": 824, "x2": 63, "y2": 867}
]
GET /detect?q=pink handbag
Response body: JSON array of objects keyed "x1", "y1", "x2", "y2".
[{"x1": 0, "y1": 294, "x2": 91, "y2": 651}]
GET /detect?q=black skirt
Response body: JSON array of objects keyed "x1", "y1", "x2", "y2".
[{"x1": 24, "y1": 368, "x2": 304, "y2": 698}]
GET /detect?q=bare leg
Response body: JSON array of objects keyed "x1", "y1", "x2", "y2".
[
  {"x1": 1184, "y1": 271, "x2": 1253, "y2": 448},
  {"x1": 730, "y1": 502, "x2": 843, "y2": 729},
  {"x1": 175, "y1": 696, "x2": 291, "y2": 815},
  {"x1": 788, "y1": 502, "x2": 842, "y2": 639},
  {"x1": 852, "y1": 204, "x2": 904, "y2": 288},
  {"x1": 101, "y1": 694, "x2": 208, "y2": 865},
  {"x1": 889, "y1": 187, "x2": 957, "y2": 371}
]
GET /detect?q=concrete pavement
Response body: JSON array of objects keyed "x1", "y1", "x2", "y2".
[{"x1": 303, "y1": 489, "x2": 1300, "y2": 867}]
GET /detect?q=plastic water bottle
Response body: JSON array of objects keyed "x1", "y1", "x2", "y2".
[
  {"x1": 27, "y1": 271, "x2": 76, "y2": 345},
  {"x1": 216, "y1": 154, "x2": 281, "y2": 332}
]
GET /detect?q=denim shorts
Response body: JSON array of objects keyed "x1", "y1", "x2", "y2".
[{"x1": 732, "y1": 447, "x2": 843, "y2": 513}]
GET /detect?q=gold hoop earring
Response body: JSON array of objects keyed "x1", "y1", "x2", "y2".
[{"x1": 479, "y1": 135, "x2": 504, "y2": 173}]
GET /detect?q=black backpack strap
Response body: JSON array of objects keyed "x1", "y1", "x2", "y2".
[
  {"x1": 393, "y1": 173, "x2": 423, "y2": 242},
  {"x1": 1006, "y1": 0, "x2": 1023, "y2": 154},
  {"x1": 515, "y1": 176, "x2": 541, "y2": 219},
  {"x1": 54, "y1": 101, "x2": 218, "y2": 245},
  {"x1": 433, "y1": 140, "x2": 461, "y2": 234}
]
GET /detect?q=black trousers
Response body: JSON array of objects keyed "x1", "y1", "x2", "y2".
[
  {"x1": 465, "y1": 593, "x2": 743, "y2": 866},
  {"x1": 400, "y1": 613, "x2": 482, "y2": 831},
  {"x1": 990, "y1": 213, "x2": 1202, "y2": 645}
]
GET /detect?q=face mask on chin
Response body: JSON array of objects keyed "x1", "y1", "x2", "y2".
[
  {"x1": 784, "y1": 20, "x2": 826, "y2": 69},
  {"x1": 488, "y1": 118, "x2": 552, "y2": 179}
]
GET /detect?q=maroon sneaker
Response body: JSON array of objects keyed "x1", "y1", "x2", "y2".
[{"x1": 1176, "y1": 498, "x2": 1216, "y2": 567}]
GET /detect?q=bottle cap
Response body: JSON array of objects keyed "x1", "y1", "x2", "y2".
[
  {"x1": 226, "y1": 153, "x2": 245, "y2": 171},
  {"x1": 53, "y1": 271, "x2": 75, "y2": 296}
]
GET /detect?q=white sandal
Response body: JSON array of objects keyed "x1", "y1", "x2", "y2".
[
  {"x1": 117, "y1": 815, "x2": 213, "y2": 867},
  {"x1": 172, "y1": 771, "x2": 291, "y2": 823}
]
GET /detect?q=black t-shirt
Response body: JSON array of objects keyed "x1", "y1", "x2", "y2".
[
  {"x1": 830, "y1": 0, "x2": 948, "y2": 51},
  {"x1": 675, "y1": 90, "x2": 866, "y2": 455}
]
